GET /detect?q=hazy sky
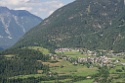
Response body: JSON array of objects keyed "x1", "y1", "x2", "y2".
[{"x1": 0, "y1": 0, "x2": 75, "y2": 19}]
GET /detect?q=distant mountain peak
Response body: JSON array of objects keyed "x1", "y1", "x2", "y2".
[
  {"x1": 0, "y1": 6, "x2": 9, "y2": 9},
  {"x1": 11, "y1": 10, "x2": 32, "y2": 16},
  {"x1": 0, "y1": 6, "x2": 42, "y2": 49},
  {"x1": 0, "y1": 6, "x2": 10, "y2": 13}
]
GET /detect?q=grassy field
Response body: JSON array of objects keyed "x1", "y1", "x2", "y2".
[
  {"x1": 42, "y1": 59, "x2": 98, "y2": 76},
  {"x1": 9, "y1": 48, "x2": 125, "y2": 83},
  {"x1": 111, "y1": 78, "x2": 125, "y2": 83},
  {"x1": 4, "y1": 54, "x2": 16, "y2": 60},
  {"x1": 74, "y1": 79, "x2": 94, "y2": 83},
  {"x1": 109, "y1": 64, "x2": 125, "y2": 83},
  {"x1": 8, "y1": 47, "x2": 98, "y2": 82},
  {"x1": 28, "y1": 46, "x2": 50, "y2": 55},
  {"x1": 10, "y1": 74, "x2": 45, "y2": 79},
  {"x1": 41, "y1": 58, "x2": 98, "y2": 82},
  {"x1": 57, "y1": 51, "x2": 89, "y2": 59},
  {"x1": 40, "y1": 79, "x2": 94, "y2": 83},
  {"x1": 40, "y1": 79, "x2": 71, "y2": 83},
  {"x1": 110, "y1": 65, "x2": 124, "y2": 73},
  {"x1": 4, "y1": 54, "x2": 15, "y2": 58}
]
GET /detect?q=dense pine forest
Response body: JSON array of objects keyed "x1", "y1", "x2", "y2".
[{"x1": 0, "y1": 48, "x2": 50, "y2": 83}]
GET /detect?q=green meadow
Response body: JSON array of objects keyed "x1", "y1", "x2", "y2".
[{"x1": 28, "y1": 46, "x2": 50, "y2": 55}]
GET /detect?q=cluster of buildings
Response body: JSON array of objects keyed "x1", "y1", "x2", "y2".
[
  {"x1": 55, "y1": 48, "x2": 80, "y2": 53},
  {"x1": 77, "y1": 56, "x2": 110, "y2": 65},
  {"x1": 53, "y1": 48, "x2": 125, "y2": 67},
  {"x1": 49, "y1": 53, "x2": 111, "y2": 67}
]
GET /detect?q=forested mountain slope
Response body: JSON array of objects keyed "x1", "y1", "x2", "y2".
[{"x1": 14, "y1": 0, "x2": 125, "y2": 52}]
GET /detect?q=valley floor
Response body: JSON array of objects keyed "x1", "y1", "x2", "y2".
[{"x1": 1, "y1": 46, "x2": 125, "y2": 83}]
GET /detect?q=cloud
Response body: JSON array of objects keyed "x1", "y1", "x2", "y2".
[
  {"x1": 0, "y1": 0, "x2": 65, "y2": 19},
  {"x1": 15, "y1": 7, "x2": 32, "y2": 11}
]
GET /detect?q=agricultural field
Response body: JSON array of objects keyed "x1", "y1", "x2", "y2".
[
  {"x1": 56, "y1": 51, "x2": 91, "y2": 59},
  {"x1": 74, "y1": 79, "x2": 94, "y2": 83},
  {"x1": 39, "y1": 58, "x2": 98, "y2": 83},
  {"x1": 40, "y1": 79, "x2": 71, "y2": 83},
  {"x1": 4, "y1": 54, "x2": 15, "y2": 58},
  {"x1": 6, "y1": 47, "x2": 125, "y2": 83},
  {"x1": 28, "y1": 46, "x2": 50, "y2": 55},
  {"x1": 42, "y1": 59, "x2": 98, "y2": 76},
  {"x1": 10, "y1": 74, "x2": 45, "y2": 79}
]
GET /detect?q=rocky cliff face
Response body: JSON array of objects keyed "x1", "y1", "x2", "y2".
[{"x1": 0, "y1": 7, "x2": 42, "y2": 49}]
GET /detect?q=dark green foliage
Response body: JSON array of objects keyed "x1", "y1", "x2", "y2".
[
  {"x1": 13, "y1": 0, "x2": 125, "y2": 52},
  {"x1": 0, "y1": 49, "x2": 49, "y2": 79},
  {"x1": 0, "y1": 77, "x2": 40, "y2": 83},
  {"x1": 94, "y1": 66, "x2": 110, "y2": 83},
  {"x1": 72, "y1": 76, "x2": 86, "y2": 82},
  {"x1": 116, "y1": 69, "x2": 123, "y2": 72}
]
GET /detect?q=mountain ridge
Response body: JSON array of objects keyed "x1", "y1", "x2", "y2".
[
  {"x1": 0, "y1": 6, "x2": 42, "y2": 49},
  {"x1": 13, "y1": 0, "x2": 125, "y2": 52}
]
